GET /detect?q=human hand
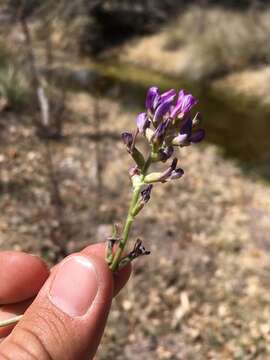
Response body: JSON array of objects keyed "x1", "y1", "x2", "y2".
[{"x1": 0, "y1": 243, "x2": 131, "y2": 359}]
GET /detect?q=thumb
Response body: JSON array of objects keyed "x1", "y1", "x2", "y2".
[{"x1": 0, "y1": 253, "x2": 115, "y2": 360}]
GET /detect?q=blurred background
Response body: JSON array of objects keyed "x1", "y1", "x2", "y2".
[{"x1": 1, "y1": 0, "x2": 270, "y2": 358}]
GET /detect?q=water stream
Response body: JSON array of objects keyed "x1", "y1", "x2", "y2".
[{"x1": 50, "y1": 60, "x2": 270, "y2": 180}]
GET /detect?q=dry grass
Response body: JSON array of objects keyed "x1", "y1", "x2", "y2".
[{"x1": 120, "y1": 5, "x2": 270, "y2": 81}]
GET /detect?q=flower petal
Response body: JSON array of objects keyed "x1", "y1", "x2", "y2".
[
  {"x1": 136, "y1": 112, "x2": 150, "y2": 133},
  {"x1": 171, "y1": 90, "x2": 198, "y2": 118},
  {"x1": 121, "y1": 132, "x2": 133, "y2": 148},
  {"x1": 170, "y1": 168, "x2": 184, "y2": 180},
  {"x1": 153, "y1": 99, "x2": 173, "y2": 125},
  {"x1": 179, "y1": 117, "x2": 193, "y2": 137},
  {"x1": 160, "y1": 89, "x2": 176, "y2": 102},
  {"x1": 146, "y1": 86, "x2": 160, "y2": 111},
  {"x1": 190, "y1": 128, "x2": 205, "y2": 143}
]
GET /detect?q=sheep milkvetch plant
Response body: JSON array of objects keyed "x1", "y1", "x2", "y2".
[
  {"x1": 0, "y1": 85, "x2": 205, "y2": 328},
  {"x1": 106, "y1": 86, "x2": 205, "y2": 271}
]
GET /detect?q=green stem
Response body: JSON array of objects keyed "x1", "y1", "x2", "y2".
[
  {"x1": 109, "y1": 185, "x2": 142, "y2": 271},
  {"x1": 0, "y1": 315, "x2": 23, "y2": 328},
  {"x1": 109, "y1": 155, "x2": 152, "y2": 271}
]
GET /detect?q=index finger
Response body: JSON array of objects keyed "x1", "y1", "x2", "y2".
[{"x1": 0, "y1": 251, "x2": 49, "y2": 304}]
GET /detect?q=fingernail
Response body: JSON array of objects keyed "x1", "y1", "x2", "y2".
[{"x1": 49, "y1": 256, "x2": 98, "y2": 317}]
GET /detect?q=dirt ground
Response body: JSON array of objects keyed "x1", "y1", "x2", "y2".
[{"x1": 1, "y1": 91, "x2": 270, "y2": 359}]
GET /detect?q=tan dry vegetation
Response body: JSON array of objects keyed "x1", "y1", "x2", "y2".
[{"x1": 120, "y1": 5, "x2": 270, "y2": 104}]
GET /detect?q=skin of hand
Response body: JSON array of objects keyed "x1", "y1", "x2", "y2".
[{"x1": 0, "y1": 243, "x2": 131, "y2": 360}]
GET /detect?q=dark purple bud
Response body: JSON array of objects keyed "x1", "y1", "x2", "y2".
[
  {"x1": 146, "y1": 86, "x2": 160, "y2": 112},
  {"x1": 118, "y1": 239, "x2": 150, "y2": 269},
  {"x1": 179, "y1": 116, "x2": 193, "y2": 138},
  {"x1": 136, "y1": 112, "x2": 150, "y2": 133},
  {"x1": 171, "y1": 157, "x2": 178, "y2": 170},
  {"x1": 131, "y1": 239, "x2": 151, "y2": 257},
  {"x1": 171, "y1": 90, "x2": 198, "y2": 118},
  {"x1": 122, "y1": 132, "x2": 133, "y2": 149},
  {"x1": 157, "y1": 157, "x2": 178, "y2": 182},
  {"x1": 158, "y1": 146, "x2": 174, "y2": 162},
  {"x1": 170, "y1": 168, "x2": 184, "y2": 180},
  {"x1": 190, "y1": 128, "x2": 205, "y2": 143},
  {"x1": 141, "y1": 184, "x2": 153, "y2": 203}
]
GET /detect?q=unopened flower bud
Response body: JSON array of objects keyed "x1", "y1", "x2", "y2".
[
  {"x1": 170, "y1": 168, "x2": 184, "y2": 180},
  {"x1": 122, "y1": 132, "x2": 133, "y2": 150},
  {"x1": 118, "y1": 239, "x2": 150, "y2": 269},
  {"x1": 158, "y1": 146, "x2": 174, "y2": 162},
  {"x1": 141, "y1": 184, "x2": 153, "y2": 203},
  {"x1": 122, "y1": 132, "x2": 145, "y2": 169},
  {"x1": 190, "y1": 129, "x2": 205, "y2": 143},
  {"x1": 136, "y1": 112, "x2": 150, "y2": 133}
]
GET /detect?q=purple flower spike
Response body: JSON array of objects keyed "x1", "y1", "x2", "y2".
[
  {"x1": 171, "y1": 90, "x2": 198, "y2": 118},
  {"x1": 190, "y1": 128, "x2": 205, "y2": 143},
  {"x1": 146, "y1": 86, "x2": 160, "y2": 112},
  {"x1": 136, "y1": 112, "x2": 150, "y2": 133}
]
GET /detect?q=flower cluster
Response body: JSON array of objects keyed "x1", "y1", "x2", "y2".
[
  {"x1": 137, "y1": 86, "x2": 204, "y2": 154},
  {"x1": 126, "y1": 87, "x2": 205, "y2": 185},
  {"x1": 107, "y1": 86, "x2": 205, "y2": 271}
]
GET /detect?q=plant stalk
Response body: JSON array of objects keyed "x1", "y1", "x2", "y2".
[
  {"x1": 0, "y1": 315, "x2": 23, "y2": 328},
  {"x1": 109, "y1": 185, "x2": 142, "y2": 271},
  {"x1": 109, "y1": 155, "x2": 152, "y2": 271}
]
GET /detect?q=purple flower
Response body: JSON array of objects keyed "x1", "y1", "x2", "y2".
[
  {"x1": 146, "y1": 86, "x2": 159, "y2": 112},
  {"x1": 146, "y1": 87, "x2": 176, "y2": 123},
  {"x1": 122, "y1": 132, "x2": 133, "y2": 149},
  {"x1": 190, "y1": 128, "x2": 205, "y2": 143},
  {"x1": 153, "y1": 99, "x2": 173, "y2": 125},
  {"x1": 173, "y1": 115, "x2": 205, "y2": 146},
  {"x1": 171, "y1": 90, "x2": 198, "y2": 118},
  {"x1": 160, "y1": 89, "x2": 177, "y2": 102},
  {"x1": 159, "y1": 158, "x2": 184, "y2": 182},
  {"x1": 170, "y1": 168, "x2": 184, "y2": 180},
  {"x1": 136, "y1": 112, "x2": 150, "y2": 133}
]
